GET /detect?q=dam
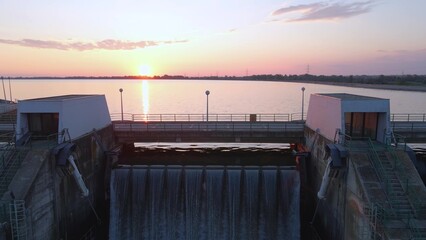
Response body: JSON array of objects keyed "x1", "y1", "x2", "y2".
[{"x1": 0, "y1": 93, "x2": 425, "y2": 239}]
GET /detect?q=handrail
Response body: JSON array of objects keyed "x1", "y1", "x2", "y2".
[
  {"x1": 9, "y1": 200, "x2": 27, "y2": 240},
  {"x1": 337, "y1": 130, "x2": 353, "y2": 147},
  {"x1": 368, "y1": 138, "x2": 423, "y2": 220},
  {"x1": 14, "y1": 128, "x2": 72, "y2": 149},
  {"x1": 110, "y1": 113, "x2": 306, "y2": 122},
  {"x1": 110, "y1": 113, "x2": 426, "y2": 122},
  {"x1": 112, "y1": 121, "x2": 305, "y2": 133},
  {"x1": 366, "y1": 140, "x2": 406, "y2": 219},
  {"x1": 385, "y1": 143, "x2": 425, "y2": 220},
  {"x1": 390, "y1": 132, "x2": 407, "y2": 151},
  {"x1": 0, "y1": 140, "x2": 30, "y2": 217},
  {"x1": 366, "y1": 139, "x2": 390, "y2": 190},
  {"x1": 390, "y1": 113, "x2": 426, "y2": 122},
  {"x1": 392, "y1": 122, "x2": 426, "y2": 131},
  {"x1": 0, "y1": 132, "x2": 14, "y2": 144}
]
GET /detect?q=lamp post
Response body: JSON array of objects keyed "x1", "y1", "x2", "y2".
[
  {"x1": 301, "y1": 87, "x2": 306, "y2": 121},
  {"x1": 119, "y1": 88, "x2": 124, "y2": 121},
  {"x1": 205, "y1": 90, "x2": 210, "y2": 121},
  {"x1": 8, "y1": 77, "x2": 12, "y2": 102}
]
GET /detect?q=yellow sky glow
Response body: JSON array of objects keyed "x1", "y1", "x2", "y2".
[
  {"x1": 138, "y1": 65, "x2": 153, "y2": 76},
  {"x1": 0, "y1": 1, "x2": 426, "y2": 76}
]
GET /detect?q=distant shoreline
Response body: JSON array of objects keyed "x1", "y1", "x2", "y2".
[
  {"x1": 295, "y1": 80, "x2": 426, "y2": 92},
  {"x1": 6, "y1": 76, "x2": 426, "y2": 92}
]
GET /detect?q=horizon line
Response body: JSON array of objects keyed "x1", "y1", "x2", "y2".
[{"x1": 2, "y1": 73, "x2": 425, "y2": 80}]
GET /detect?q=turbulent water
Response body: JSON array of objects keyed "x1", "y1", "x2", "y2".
[{"x1": 109, "y1": 165, "x2": 300, "y2": 240}]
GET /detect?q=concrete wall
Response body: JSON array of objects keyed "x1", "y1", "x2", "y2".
[
  {"x1": 306, "y1": 94, "x2": 341, "y2": 142},
  {"x1": 377, "y1": 112, "x2": 390, "y2": 143},
  {"x1": 340, "y1": 99, "x2": 389, "y2": 113},
  {"x1": 62, "y1": 96, "x2": 111, "y2": 140},
  {"x1": 4, "y1": 125, "x2": 114, "y2": 239},
  {"x1": 53, "y1": 125, "x2": 114, "y2": 239},
  {"x1": 24, "y1": 150, "x2": 57, "y2": 239},
  {"x1": 303, "y1": 127, "x2": 366, "y2": 239},
  {"x1": 16, "y1": 113, "x2": 29, "y2": 138},
  {"x1": 18, "y1": 100, "x2": 62, "y2": 113},
  {"x1": 303, "y1": 128, "x2": 343, "y2": 239}
]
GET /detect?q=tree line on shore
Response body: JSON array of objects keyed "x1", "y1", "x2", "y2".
[{"x1": 8, "y1": 74, "x2": 426, "y2": 86}]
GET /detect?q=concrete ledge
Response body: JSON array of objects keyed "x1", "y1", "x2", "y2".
[{"x1": 2, "y1": 149, "x2": 50, "y2": 201}]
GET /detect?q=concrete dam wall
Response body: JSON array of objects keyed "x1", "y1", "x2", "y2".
[
  {"x1": 0, "y1": 125, "x2": 114, "y2": 239},
  {"x1": 109, "y1": 165, "x2": 300, "y2": 240}
]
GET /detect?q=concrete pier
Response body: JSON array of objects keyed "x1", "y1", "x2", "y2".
[
  {"x1": 1, "y1": 126, "x2": 114, "y2": 239},
  {"x1": 302, "y1": 93, "x2": 426, "y2": 239},
  {"x1": 0, "y1": 95, "x2": 114, "y2": 239}
]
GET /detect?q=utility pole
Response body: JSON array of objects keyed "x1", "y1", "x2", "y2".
[{"x1": 1, "y1": 77, "x2": 6, "y2": 101}]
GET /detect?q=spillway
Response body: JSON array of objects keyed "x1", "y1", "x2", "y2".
[{"x1": 109, "y1": 165, "x2": 300, "y2": 240}]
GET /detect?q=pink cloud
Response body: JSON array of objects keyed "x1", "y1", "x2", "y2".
[{"x1": 0, "y1": 38, "x2": 188, "y2": 51}]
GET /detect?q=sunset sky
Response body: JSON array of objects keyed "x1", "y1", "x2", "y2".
[{"x1": 1, "y1": 0, "x2": 425, "y2": 77}]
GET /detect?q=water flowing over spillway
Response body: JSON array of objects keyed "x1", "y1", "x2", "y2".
[{"x1": 109, "y1": 165, "x2": 300, "y2": 239}]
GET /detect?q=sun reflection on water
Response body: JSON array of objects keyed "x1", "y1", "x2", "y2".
[{"x1": 141, "y1": 80, "x2": 149, "y2": 121}]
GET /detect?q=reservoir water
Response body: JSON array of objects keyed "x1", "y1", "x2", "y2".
[{"x1": 9, "y1": 79, "x2": 426, "y2": 114}]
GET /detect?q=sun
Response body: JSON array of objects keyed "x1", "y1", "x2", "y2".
[{"x1": 138, "y1": 65, "x2": 152, "y2": 76}]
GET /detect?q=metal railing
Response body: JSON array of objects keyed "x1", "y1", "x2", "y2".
[
  {"x1": 391, "y1": 113, "x2": 426, "y2": 122},
  {"x1": 347, "y1": 135, "x2": 426, "y2": 238},
  {"x1": 0, "y1": 140, "x2": 30, "y2": 224},
  {"x1": 362, "y1": 203, "x2": 386, "y2": 240},
  {"x1": 113, "y1": 121, "x2": 305, "y2": 133},
  {"x1": 366, "y1": 139, "x2": 393, "y2": 198},
  {"x1": 110, "y1": 113, "x2": 305, "y2": 122},
  {"x1": 110, "y1": 113, "x2": 426, "y2": 122},
  {"x1": 0, "y1": 104, "x2": 16, "y2": 115},
  {"x1": 10, "y1": 200, "x2": 27, "y2": 240},
  {"x1": 0, "y1": 132, "x2": 14, "y2": 144},
  {"x1": 367, "y1": 138, "x2": 426, "y2": 222},
  {"x1": 0, "y1": 146, "x2": 29, "y2": 199},
  {"x1": 16, "y1": 128, "x2": 72, "y2": 148},
  {"x1": 391, "y1": 121, "x2": 426, "y2": 133}
]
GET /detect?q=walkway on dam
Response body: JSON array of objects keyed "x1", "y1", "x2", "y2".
[{"x1": 112, "y1": 113, "x2": 426, "y2": 143}]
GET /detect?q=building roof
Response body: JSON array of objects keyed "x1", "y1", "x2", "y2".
[
  {"x1": 318, "y1": 93, "x2": 388, "y2": 101},
  {"x1": 20, "y1": 94, "x2": 103, "y2": 102}
]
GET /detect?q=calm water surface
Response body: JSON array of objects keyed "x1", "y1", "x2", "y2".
[{"x1": 9, "y1": 79, "x2": 426, "y2": 114}]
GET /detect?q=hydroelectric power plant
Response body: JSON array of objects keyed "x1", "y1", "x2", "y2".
[{"x1": 0, "y1": 93, "x2": 425, "y2": 239}]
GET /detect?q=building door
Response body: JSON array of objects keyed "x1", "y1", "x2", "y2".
[
  {"x1": 28, "y1": 113, "x2": 59, "y2": 136},
  {"x1": 344, "y1": 112, "x2": 378, "y2": 140}
]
